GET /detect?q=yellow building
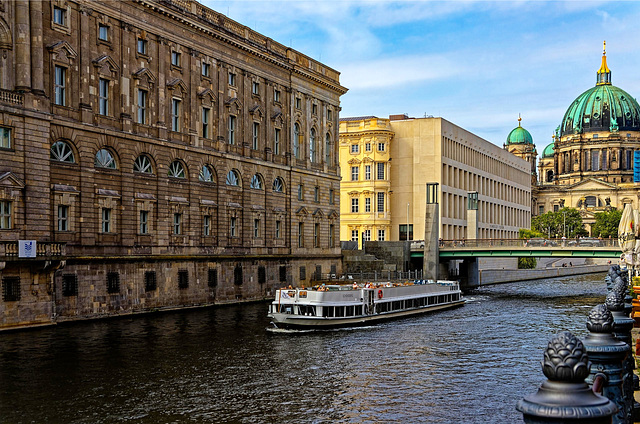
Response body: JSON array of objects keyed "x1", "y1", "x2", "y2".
[{"x1": 340, "y1": 115, "x2": 532, "y2": 244}]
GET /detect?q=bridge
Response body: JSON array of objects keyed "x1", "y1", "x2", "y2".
[{"x1": 409, "y1": 238, "x2": 621, "y2": 259}]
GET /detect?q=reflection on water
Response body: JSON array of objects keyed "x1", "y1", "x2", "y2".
[{"x1": 0, "y1": 273, "x2": 607, "y2": 423}]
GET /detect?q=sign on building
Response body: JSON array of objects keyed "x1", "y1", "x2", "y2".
[{"x1": 18, "y1": 240, "x2": 36, "y2": 258}]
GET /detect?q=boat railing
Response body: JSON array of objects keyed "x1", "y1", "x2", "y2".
[{"x1": 313, "y1": 269, "x2": 425, "y2": 283}]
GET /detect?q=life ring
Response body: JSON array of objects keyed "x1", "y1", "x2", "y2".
[{"x1": 377, "y1": 289, "x2": 383, "y2": 299}]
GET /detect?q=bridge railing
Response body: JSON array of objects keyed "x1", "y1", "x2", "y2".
[{"x1": 411, "y1": 238, "x2": 620, "y2": 249}]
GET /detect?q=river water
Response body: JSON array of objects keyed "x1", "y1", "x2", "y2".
[{"x1": 0, "y1": 273, "x2": 608, "y2": 424}]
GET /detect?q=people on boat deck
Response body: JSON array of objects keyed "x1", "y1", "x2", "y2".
[{"x1": 352, "y1": 282, "x2": 358, "y2": 289}]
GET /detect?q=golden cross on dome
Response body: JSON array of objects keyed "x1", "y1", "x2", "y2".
[{"x1": 603, "y1": 40, "x2": 606, "y2": 55}]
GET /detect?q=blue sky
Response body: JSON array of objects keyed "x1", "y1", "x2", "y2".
[{"x1": 202, "y1": 1, "x2": 640, "y2": 154}]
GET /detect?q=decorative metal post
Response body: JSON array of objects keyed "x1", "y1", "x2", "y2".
[
  {"x1": 606, "y1": 290, "x2": 635, "y2": 423},
  {"x1": 516, "y1": 331, "x2": 617, "y2": 423},
  {"x1": 583, "y1": 304, "x2": 629, "y2": 424}
]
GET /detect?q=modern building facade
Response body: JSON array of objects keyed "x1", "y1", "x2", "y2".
[
  {"x1": 528, "y1": 44, "x2": 640, "y2": 233},
  {"x1": 339, "y1": 115, "x2": 532, "y2": 245},
  {"x1": 0, "y1": 0, "x2": 346, "y2": 329}
]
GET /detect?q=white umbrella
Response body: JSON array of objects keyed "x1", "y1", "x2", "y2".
[{"x1": 618, "y1": 204, "x2": 635, "y2": 271}]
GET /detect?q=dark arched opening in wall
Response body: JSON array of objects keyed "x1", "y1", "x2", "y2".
[{"x1": 546, "y1": 170, "x2": 554, "y2": 183}]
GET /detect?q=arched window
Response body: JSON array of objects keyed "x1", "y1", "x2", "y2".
[
  {"x1": 546, "y1": 170, "x2": 553, "y2": 183},
  {"x1": 273, "y1": 177, "x2": 284, "y2": 193},
  {"x1": 134, "y1": 154, "x2": 154, "y2": 174},
  {"x1": 50, "y1": 141, "x2": 75, "y2": 163},
  {"x1": 199, "y1": 165, "x2": 214, "y2": 182},
  {"x1": 325, "y1": 132, "x2": 331, "y2": 165},
  {"x1": 250, "y1": 174, "x2": 263, "y2": 190},
  {"x1": 309, "y1": 128, "x2": 316, "y2": 162},
  {"x1": 226, "y1": 170, "x2": 240, "y2": 186},
  {"x1": 293, "y1": 123, "x2": 300, "y2": 159},
  {"x1": 585, "y1": 196, "x2": 600, "y2": 208},
  {"x1": 95, "y1": 149, "x2": 117, "y2": 169},
  {"x1": 168, "y1": 160, "x2": 186, "y2": 178}
]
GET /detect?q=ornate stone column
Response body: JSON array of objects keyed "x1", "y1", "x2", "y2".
[
  {"x1": 15, "y1": 0, "x2": 31, "y2": 92},
  {"x1": 29, "y1": 0, "x2": 44, "y2": 95}
]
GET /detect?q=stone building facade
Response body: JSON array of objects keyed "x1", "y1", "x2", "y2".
[
  {"x1": 0, "y1": 0, "x2": 346, "y2": 330},
  {"x1": 339, "y1": 115, "x2": 531, "y2": 243}
]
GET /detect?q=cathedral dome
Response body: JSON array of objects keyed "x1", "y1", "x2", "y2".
[
  {"x1": 506, "y1": 117, "x2": 533, "y2": 145},
  {"x1": 559, "y1": 44, "x2": 640, "y2": 137},
  {"x1": 542, "y1": 143, "x2": 554, "y2": 158}
]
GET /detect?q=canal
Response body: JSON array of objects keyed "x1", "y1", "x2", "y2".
[{"x1": 0, "y1": 273, "x2": 607, "y2": 423}]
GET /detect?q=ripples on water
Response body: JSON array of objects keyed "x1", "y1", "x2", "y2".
[{"x1": 0, "y1": 273, "x2": 607, "y2": 424}]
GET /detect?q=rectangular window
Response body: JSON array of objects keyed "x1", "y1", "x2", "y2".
[
  {"x1": 252, "y1": 122, "x2": 259, "y2": 150},
  {"x1": 254, "y1": 219, "x2": 260, "y2": 238},
  {"x1": 258, "y1": 266, "x2": 266, "y2": 285},
  {"x1": 228, "y1": 115, "x2": 236, "y2": 144},
  {"x1": 274, "y1": 128, "x2": 280, "y2": 155},
  {"x1": 314, "y1": 223, "x2": 319, "y2": 247},
  {"x1": 327, "y1": 109, "x2": 333, "y2": 121},
  {"x1": 228, "y1": 72, "x2": 236, "y2": 86},
  {"x1": 54, "y1": 66, "x2": 66, "y2": 106},
  {"x1": 202, "y1": 107, "x2": 210, "y2": 138},
  {"x1": 171, "y1": 99, "x2": 180, "y2": 131},
  {"x1": 399, "y1": 224, "x2": 414, "y2": 241},
  {"x1": 137, "y1": 38, "x2": 147, "y2": 54},
  {"x1": 312, "y1": 104, "x2": 317, "y2": 115},
  {"x1": 171, "y1": 51, "x2": 181, "y2": 67},
  {"x1": 378, "y1": 229, "x2": 385, "y2": 241},
  {"x1": 0, "y1": 127, "x2": 10, "y2": 149},
  {"x1": 538, "y1": 205, "x2": 544, "y2": 215},
  {"x1": 298, "y1": 222, "x2": 304, "y2": 247},
  {"x1": 351, "y1": 198, "x2": 359, "y2": 213},
  {"x1": 279, "y1": 265, "x2": 287, "y2": 282},
  {"x1": 350, "y1": 144, "x2": 359, "y2": 153},
  {"x1": 230, "y1": 217, "x2": 237, "y2": 237},
  {"x1": 295, "y1": 97, "x2": 301, "y2": 109},
  {"x1": 0, "y1": 201, "x2": 11, "y2": 229},
  {"x1": 173, "y1": 213, "x2": 182, "y2": 235},
  {"x1": 107, "y1": 272, "x2": 120, "y2": 294},
  {"x1": 252, "y1": 81, "x2": 259, "y2": 95},
  {"x1": 297, "y1": 185, "x2": 303, "y2": 200},
  {"x1": 140, "y1": 210, "x2": 148, "y2": 234},
  {"x1": 203, "y1": 215, "x2": 211, "y2": 236},
  {"x1": 351, "y1": 230, "x2": 358, "y2": 243},
  {"x1": 329, "y1": 189, "x2": 334, "y2": 205},
  {"x1": 98, "y1": 78, "x2": 109, "y2": 116},
  {"x1": 365, "y1": 165, "x2": 371, "y2": 180},
  {"x1": 329, "y1": 224, "x2": 334, "y2": 247},
  {"x1": 275, "y1": 220, "x2": 281, "y2": 238},
  {"x1": 274, "y1": 89, "x2": 281, "y2": 103},
  {"x1": 365, "y1": 197, "x2": 371, "y2": 213},
  {"x1": 178, "y1": 269, "x2": 189, "y2": 289},
  {"x1": 378, "y1": 142, "x2": 385, "y2": 152},
  {"x1": 202, "y1": 62, "x2": 210, "y2": 77},
  {"x1": 351, "y1": 166, "x2": 359, "y2": 181},
  {"x1": 57, "y1": 205, "x2": 68, "y2": 231},
  {"x1": 62, "y1": 274, "x2": 78, "y2": 297},
  {"x1": 377, "y1": 192, "x2": 385, "y2": 212},
  {"x1": 377, "y1": 163, "x2": 385, "y2": 180},
  {"x1": 365, "y1": 142, "x2": 371, "y2": 152},
  {"x1": 2, "y1": 277, "x2": 20, "y2": 301},
  {"x1": 314, "y1": 186, "x2": 319, "y2": 202},
  {"x1": 208, "y1": 268, "x2": 218, "y2": 288},
  {"x1": 145, "y1": 271, "x2": 157, "y2": 291},
  {"x1": 137, "y1": 89, "x2": 147, "y2": 124},
  {"x1": 101, "y1": 208, "x2": 111, "y2": 233},
  {"x1": 98, "y1": 24, "x2": 108, "y2": 41},
  {"x1": 591, "y1": 151, "x2": 600, "y2": 171},
  {"x1": 363, "y1": 229, "x2": 371, "y2": 242},
  {"x1": 53, "y1": 6, "x2": 66, "y2": 26}
]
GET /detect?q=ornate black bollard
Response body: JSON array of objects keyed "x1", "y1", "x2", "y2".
[
  {"x1": 516, "y1": 331, "x2": 617, "y2": 423},
  {"x1": 606, "y1": 290, "x2": 635, "y2": 423},
  {"x1": 583, "y1": 304, "x2": 629, "y2": 424}
]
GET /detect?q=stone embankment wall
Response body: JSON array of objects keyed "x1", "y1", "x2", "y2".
[{"x1": 476, "y1": 265, "x2": 609, "y2": 286}]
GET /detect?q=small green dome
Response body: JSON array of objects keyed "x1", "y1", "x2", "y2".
[
  {"x1": 542, "y1": 143, "x2": 555, "y2": 158},
  {"x1": 506, "y1": 118, "x2": 533, "y2": 145}
]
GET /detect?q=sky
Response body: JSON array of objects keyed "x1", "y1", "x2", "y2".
[{"x1": 202, "y1": 0, "x2": 640, "y2": 154}]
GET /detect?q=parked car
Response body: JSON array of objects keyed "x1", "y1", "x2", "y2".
[
  {"x1": 525, "y1": 238, "x2": 556, "y2": 247},
  {"x1": 576, "y1": 237, "x2": 603, "y2": 247}
]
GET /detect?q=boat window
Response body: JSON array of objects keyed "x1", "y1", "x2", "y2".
[
  {"x1": 355, "y1": 305, "x2": 363, "y2": 315},
  {"x1": 346, "y1": 306, "x2": 355, "y2": 316},
  {"x1": 335, "y1": 306, "x2": 345, "y2": 317}
]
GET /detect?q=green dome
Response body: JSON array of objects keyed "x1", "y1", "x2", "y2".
[
  {"x1": 506, "y1": 119, "x2": 533, "y2": 145},
  {"x1": 542, "y1": 143, "x2": 555, "y2": 158},
  {"x1": 560, "y1": 49, "x2": 640, "y2": 136}
]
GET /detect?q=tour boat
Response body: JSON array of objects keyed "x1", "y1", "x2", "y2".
[{"x1": 267, "y1": 280, "x2": 464, "y2": 330}]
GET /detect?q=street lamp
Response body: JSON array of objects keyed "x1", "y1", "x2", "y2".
[{"x1": 562, "y1": 210, "x2": 567, "y2": 239}]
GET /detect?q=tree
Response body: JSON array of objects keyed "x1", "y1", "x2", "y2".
[
  {"x1": 591, "y1": 209, "x2": 622, "y2": 238},
  {"x1": 518, "y1": 229, "x2": 542, "y2": 269},
  {"x1": 531, "y1": 208, "x2": 587, "y2": 238}
]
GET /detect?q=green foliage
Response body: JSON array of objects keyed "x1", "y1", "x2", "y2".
[
  {"x1": 531, "y1": 208, "x2": 587, "y2": 238},
  {"x1": 591, "y1": 209, "x2": 622, "y2": 238},
  {"x1": 518, "y1": 257, "x2": 537, "y2": 269},
  {"x1": 519, "y1": 228, "x2": 545, "y2": 239}
]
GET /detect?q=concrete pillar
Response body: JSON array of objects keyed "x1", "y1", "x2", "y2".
[
  {"x1": 423, "y1": 202, "x2": 439, "y2": 280},
  {"x1": 29, "y1": 0, "x2": 44, "y2": 95},
  {"x1": 15, "y1": 0, "x2": 31, "y2": 92}
]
